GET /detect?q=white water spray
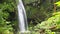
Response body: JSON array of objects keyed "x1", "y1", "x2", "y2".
[{"x1": 17, "y1": 0, "x2": 28, "y2": 33}]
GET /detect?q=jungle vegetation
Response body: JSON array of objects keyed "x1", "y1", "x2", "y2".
[{"x1": 0, "y1": 0, "x2": 60, "y2": 34}]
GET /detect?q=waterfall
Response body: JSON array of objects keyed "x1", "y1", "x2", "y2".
[{"x1": 17, "y1": 0, "x2": 28, "y2": 33}]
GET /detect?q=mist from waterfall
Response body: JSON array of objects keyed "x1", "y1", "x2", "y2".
[{"x1": 17, "y1": 0, "x2": 28, "y2": 33}]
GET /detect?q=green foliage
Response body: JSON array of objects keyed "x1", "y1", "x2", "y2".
[
  {"x1": 55, "y1": 1, "x2": 60, "y2": 7},
  {"x1": 0, "y1": 0, "x2": 60, "y2": 34},
  {"x1": 30, "y1": 12, "x2": 60, "y2": 34},
  {"x1": 0, "y1": 0, "x2": 17, "y2": 34},
  {"x1": 25, "y1": 0, "x2": 60, "y2": 34}
]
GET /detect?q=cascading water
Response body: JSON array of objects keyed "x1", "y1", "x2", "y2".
[{"x1": 17, "y1": 0, "x2": 28, "y2": 34}]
